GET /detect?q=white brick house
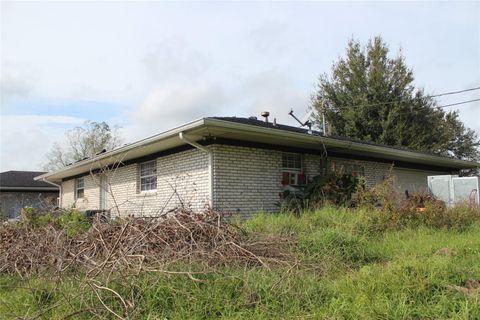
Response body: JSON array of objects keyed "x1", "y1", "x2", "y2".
[{"x1": 35, "y1": 117, "x2": 479, "y2": 217}]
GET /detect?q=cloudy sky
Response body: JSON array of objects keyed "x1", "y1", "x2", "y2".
[{"x1": 1, "y1": 1, "x2": 479, "y2": 171}]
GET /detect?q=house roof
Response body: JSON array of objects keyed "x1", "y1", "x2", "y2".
[
  {"x1": 35, "y1": 116, "x2": 479, "y2": 183},
  {"x1": 1, "y1": 171, "x2": 59, "y2": 191},
  {"x1": 210, "y1": 116, "x2": 459, "y2": 157}
]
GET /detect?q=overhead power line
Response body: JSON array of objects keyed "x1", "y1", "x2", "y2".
[
  {"x1": 431, "y1": 86, "x2": 480, "y2": 98},
  {"x1": 332, "y1": 86, "x2": 480, "y2": 110},
  {"x1": 439, "y1": 98, "x2": 480, "y2": 108}
]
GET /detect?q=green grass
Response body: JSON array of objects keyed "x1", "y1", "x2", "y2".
[{"x1": 1, "y1": 207, "x2": 480, "y2": 319}]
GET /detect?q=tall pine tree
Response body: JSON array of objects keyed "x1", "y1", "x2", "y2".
[{"x1": 312, "y1": 36, "x2": 479, "y2": 161}]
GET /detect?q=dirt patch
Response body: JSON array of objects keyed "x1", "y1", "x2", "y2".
[
  {"x1": 448, "y1": 279, "x2": 480, "y2": 298},
  {"x1": 435, "y1": 248, "x2": 456, "y2": 256}
]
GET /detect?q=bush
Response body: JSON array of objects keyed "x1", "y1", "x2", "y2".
[
  {"x1": 0, "y1": 210, "x2": 8, "y2": 222},
  {"x1": 279, "y1": 173, "x2": 363, "y2": 213},
  {"x1": 362, "y1": 202, "x2": 480, "y2": 233},
  {"x1": 20, "y1": 207, "x2": 57, "y2": 228},
  {"x1": 19, "y1": 207, "x2": 91, "y2": 236},
  {"x1": 354, "y1": 174, "x2": 399, "y2": 212},
  {"x1": 58, "y1": 209, "x2": 91, "y2": 236}
]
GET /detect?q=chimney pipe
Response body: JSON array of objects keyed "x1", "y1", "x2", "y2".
[{"x1": 260, "y1": 111, "x2": 270, "y2": 123}]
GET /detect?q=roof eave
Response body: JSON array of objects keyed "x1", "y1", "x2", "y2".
[
  {"x1": 0, "y1": 186, "x2": 59, "y2": 191},
  {"x1": 34, "y1": 117, "x2": 207, "y2": 182},
  {"x1": 35, "y1": 117, "x2": 479, "y2": 183},
  {"x1": 203, "y1": 118, "x2": 479, "y2": 169}
]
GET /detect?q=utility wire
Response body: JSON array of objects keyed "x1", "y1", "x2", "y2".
[
  {"x1": 431, "y1": 86, "x2": 480, "y2": 98},
  {"x1": 438, "y1": 98, "x2": 480, "y2": 108},
  {"x1": 325, "y1": 98, "x2": 479, "y2": 118},
  {"x1": 331, "y1": 86, "x2": 480, "y2": 110}
]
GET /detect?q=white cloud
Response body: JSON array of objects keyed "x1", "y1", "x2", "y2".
[
  {"x1": 121, "y1": 82, "x2": 228, "y2": 141},
  {"x1": 120, "y1": 69, "x2": 311, "y2": 143},
  {"x1": 0, "y1": 61, "x2": 37, "y2": 99},
  {"x1": 142, "y1": 39, "x2": 211, "y2": 83},
  {"x1": 1, "y1": 1, "x2": 478, "y2": 171},
  {"x1": 0, "y1": 115, "x2": 84, "y2": 171},
  {"x1": 248, "y1": 21, "x2": 289, "y2": 54},
  {"x1": 234, "y1": 70, "x2": 311, "y2": 124}
]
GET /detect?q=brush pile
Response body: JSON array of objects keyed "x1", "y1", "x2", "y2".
[{"x1": 0, "y1": 210, "x2": 289, "y2": 276}]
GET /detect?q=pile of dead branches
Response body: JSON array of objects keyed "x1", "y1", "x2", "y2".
[{"x1": 0, "y1": 210, "x2": 290, "y2": 276}]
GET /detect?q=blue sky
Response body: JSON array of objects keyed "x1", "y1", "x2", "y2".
[{"x1": 1, "y1": 1, "x2": 479, "y2": 171}]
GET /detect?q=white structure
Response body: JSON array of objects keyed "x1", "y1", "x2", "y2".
[
  {"x1": 35, "y1": 116, "x2": 479, "y2": 217},
  {"x1": 428, "y1": 175, "x2": 479, "y2": 207}
]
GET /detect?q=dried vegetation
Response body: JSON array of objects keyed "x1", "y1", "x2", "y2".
[{"x1": 0, "y1": 210, "x2": 290, "y2": 277}]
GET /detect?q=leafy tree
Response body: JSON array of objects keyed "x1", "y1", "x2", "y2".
[
  {"x1": 312, "y1": 36, "x2": 479, "y2": 161},
  {"x1": 44, "y1": 121, "x2": 123, "y2": 171}
]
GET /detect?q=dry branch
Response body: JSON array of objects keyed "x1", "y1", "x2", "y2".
[{"x1": 0, "y1": 210, "x2": 289, "y2": 276}]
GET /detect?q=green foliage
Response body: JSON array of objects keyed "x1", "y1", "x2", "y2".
[
  {"x1": 20, "y1": 207, "x2": 57, "y2": 228},
  {"x1": 280, "y1": 172, "x2": 362, "y2": 213},
  {"x1": 2, "y1": 207, "x2": 480, "y2": 319},
  {"x1": 19, "y1": 207, "x2": 91, "y2": 236},
  {"x1": 312, "y1": 36, "x2": 479, "y2": 161},
  {"x1": 0, "y1": 210, "x2": 8, "y2": 222},
  {"x1": 355, "y1": 173, "x2": 399, "y2": 212},
  {"x1": 354, "y1": 177, "x2": 480, "y2": 232},
  {"x1": 58, "y1": 209, "x2": 91, "y2": 236}
]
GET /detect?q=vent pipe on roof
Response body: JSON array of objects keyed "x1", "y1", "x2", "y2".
[{"x1": 261, "y1": 111, "x2": 270, "y2": 123}]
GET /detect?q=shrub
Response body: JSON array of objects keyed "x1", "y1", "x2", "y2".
[
  {"x1": 0, "y1": 210, "x2": 7, "y2": 222},
  {"x1": 279, "y1": 173, "x2": 363, "y2": 213},
  {"x1": 354, "y1": 174, "x2": 399, "y2": 212},
  {"x1": 58, "y1": 209, "x2": 91, "y2": 236},
  {"x1": 20, "y1": 207, "x2": 57, "y2": 228},
  {"x1": 19, "y1": 207, "x2": 91, "y2": 236}
]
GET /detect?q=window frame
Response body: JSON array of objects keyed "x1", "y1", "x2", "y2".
[
  {"x1": 75, "y1": 177, "x2": 85, "y2": 199},
  {"x1": 281, "y1": 153, "x2": 306, "y2": 186},
  {"x1": 139, "y1": 160, "x2": 158, "y2": 192}
]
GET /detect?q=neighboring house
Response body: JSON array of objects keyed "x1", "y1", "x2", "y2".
[
  {"x1": 35, "y1": 116, "x2": 479, "y2": 218},
  {"x1": 0, "y1": 171, "x2": 59, "y2": 219}
]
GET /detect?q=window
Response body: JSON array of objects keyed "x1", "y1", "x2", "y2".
[
  {"x1": 282, "y1": 153, "x2": 306, "y2": 186},
  {"x1": 140, "y1": 161, "x2": 157, "y2": 191},
  {"x1": 282, "y1": 153, "x2": 302, "y2": 170},
  {"x1": 75, "y1": 177, "x2": 85, "y2": 199}
]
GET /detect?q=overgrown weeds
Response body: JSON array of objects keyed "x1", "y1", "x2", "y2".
[
  {"x1": 1, "y1": 195, "x2": 480, "y2": 319},
  {"x1": 0, "y1": 209, "x2": 290, "y2": 276},
  {"x1": 1, "y1": 206, "x2": 480, "y2": 319}
]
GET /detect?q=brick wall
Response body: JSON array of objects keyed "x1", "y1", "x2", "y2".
[
  {"x1": 328, "y1": 157, "x2": 393, "y2": 187},
  {"x1": 211, "y1": 145, "x2": 396, "y2": 217},
  {"x1": 212, "y1": 145, "x2": 282, "y2": 217},
  {"x1": 60, "y1": 148, "x2": 210, "y2": 216},
  {"x1": 59, "y1": 142, "x2": 438, "y2": 218}
]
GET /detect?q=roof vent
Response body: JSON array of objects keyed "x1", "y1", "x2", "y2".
[{"x1": 260, "y1": 111, "x2": 270, "y2": 123}]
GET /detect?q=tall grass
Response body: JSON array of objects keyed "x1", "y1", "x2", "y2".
[{"x1": 1, "y1": 206, "x2": 479, "y2": 319}]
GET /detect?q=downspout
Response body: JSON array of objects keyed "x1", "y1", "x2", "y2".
[
  {"x1": 41, "y1": 178, "x2": 62, "y2": 208},
  {"x1": 179, "y1": 132, "x2": 213, "y2": 208}
]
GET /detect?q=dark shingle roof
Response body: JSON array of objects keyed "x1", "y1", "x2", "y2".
[
  {"x1": 210, "y1": 116, "x2": 315, "y2": 135},
  {"x1": 0, "y1": 171, "x2": 58, "y2": 190},
  {"x1": 208, "y1": 116, "x2": 459, "y2": 159}
]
